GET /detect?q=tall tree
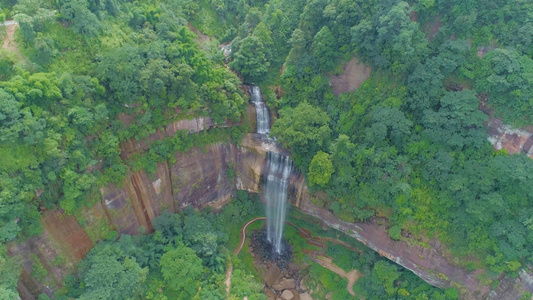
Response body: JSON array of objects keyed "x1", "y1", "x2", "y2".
[
  {"x1": 271, "y1": 102, "x2": 331, "y2": 169},
  {"x1": 230, "y1": 35, "x2": 270, "y2": 83},
  {"x1": 160, "y1": 244, "x2": 203, "y2": 299}
]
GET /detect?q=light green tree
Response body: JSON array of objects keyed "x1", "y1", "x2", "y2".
[{"x1": 308, "y1": 151, "x2": 334, "y2": 187}]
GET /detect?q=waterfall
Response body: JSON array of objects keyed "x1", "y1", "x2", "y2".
[
  {"x1": 264, "y1": 152, "x2": 293, "y2": 254},
  {"x1": 251, "y1": 85, "x2": 293, "y2": 254},
  {"x1": 251, "y1": 86, "x2": 270, "y2": 135}
]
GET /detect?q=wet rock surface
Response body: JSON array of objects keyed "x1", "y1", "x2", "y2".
[{"x1": 251, "y1": 229, "x2": 293, "y2": 270}]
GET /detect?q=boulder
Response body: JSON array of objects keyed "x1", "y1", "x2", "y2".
[
  {"x1": 281, "y1": 290, "x2": 294, "y2": 300},
  {"x1": 299, "y1": 278, "x2": 307, "y2": 291},
  {"x1": 272, "y1": 277, "x2": 296, "y2": 291},
  {"x1": 264, "y1": 265, "x2": 282, "y2": 287},
  {"x1": 300, "y1": 293, "x2": 313, "y2": 300}
]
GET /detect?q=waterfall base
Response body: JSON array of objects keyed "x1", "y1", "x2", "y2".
[{"x1": 251, "y1": 229, "x2": 293, "y2": 270}]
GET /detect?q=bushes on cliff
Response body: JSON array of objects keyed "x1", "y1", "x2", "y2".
[{"x1": 65, "y1": 192, "x2": 264, "y2": 299}]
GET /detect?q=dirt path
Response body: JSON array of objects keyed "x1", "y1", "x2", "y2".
[
  {"x1": 186, "y1": 23, "x2": 210, "y2": 45},
  {"x1": 2, "y1": 23, "x2": 17, "y2": 49},
  {"x1": 313, "y1": 255, "x2": 360, "y2": 296},
  {"x1": 234, "y1": 217, "x2": 266, "y2": 255},
  {"x1": 225, "y1": 263, "x2": 233, "y2": 296}
]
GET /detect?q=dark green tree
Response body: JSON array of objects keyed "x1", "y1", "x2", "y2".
[
  {"x1": 271, "y1": 102, "x2": 331, "y2": 169},
  {"x1": 230, "y1": 35, "x2": 270, "y2": 83},
  {"x1": 311, "y1": 26, "x2": 337, "y2": 71}
]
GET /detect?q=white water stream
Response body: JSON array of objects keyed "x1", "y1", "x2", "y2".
[{"x1": 251, "y1": 86, "x2": 293, "y2": 254}]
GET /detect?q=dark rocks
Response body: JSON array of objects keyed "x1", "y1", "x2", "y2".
[{"x1": 251, "y1": 229, "x2": 293, "y2": 270}]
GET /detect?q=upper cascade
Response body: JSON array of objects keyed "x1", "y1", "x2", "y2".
[{"x1": 251, "y1": 86, "x2": 271, "y2": 135}]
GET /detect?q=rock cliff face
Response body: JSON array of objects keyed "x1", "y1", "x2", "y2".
[
  {"x1": 487, "y1": 118, "x2": 533, "y2": 158},
  {"x1": 10, "y1": 116, "x2": 533, "y2": 300},
  {"x1": 9, "y1": 111, "x2": 311, "y2": 299}
]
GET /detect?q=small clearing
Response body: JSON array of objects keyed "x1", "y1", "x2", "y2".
[
  {"x1": 0, "y1": 23, "x2": 18, "y2": 52},
  {"x1": 186, "y1": 23, "x2": 211, "y2": 45},
  {"x1": 330, "y1": 58, "x2": 371, "y2": 96},
  {"x1": 426, "y1": 16, "x2": 442, "y2": 41},
  {"x1": 2, "y1": 22, "x2": 27, "y2": 64}
]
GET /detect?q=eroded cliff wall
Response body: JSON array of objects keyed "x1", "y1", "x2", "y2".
[
  {"x1": 9, "y1": 110, "x2": 309, "y2": 299},
  {"x1": 10, "y1": 116, "x2": 533, "y2": 300}
]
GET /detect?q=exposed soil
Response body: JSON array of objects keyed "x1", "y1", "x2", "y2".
[
  {"x1": 2, "y1": 23, "x2": 16, "y2": 49},
  {"x1": 186, "y1": 23, "x2": 210, "y2": 45},
  {"x1": 486, "y1": 118, "x2": 533, "y2": 158},
  {"x1": 330, "y1": 58, "x2": 371, "y2": 96},
  {"x1": 41, "y1": 210, "x2": 93, "y2": 262},
  {"x1": 2, "y1": 23, "x2": 28, "y2": 65},
  {"x1": 225, "y1": 263, "x2": 232, "y2": 296},
  {"x1": 426, "y1": 16, "x2": 442, "y2": 41}
]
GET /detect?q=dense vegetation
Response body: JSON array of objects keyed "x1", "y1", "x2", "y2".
[
  {"x1": 0, "y1": 0, "x2": 248, "y2": 243},
  {"x1": 202, "y1": 0, "x2": 533, "y2": 289},
  {"x1": 62, "y1": 192, "x2": 265, "y2": 300},
  {"x1": 1, "y1": 0, "x2": 532, "y2": 298},
  {"x1": 287, "y1": 211, "x2": 455, "y2": 300},
  {"x1": 0, "y1": 0, "x2": 249, "y2": 296}
]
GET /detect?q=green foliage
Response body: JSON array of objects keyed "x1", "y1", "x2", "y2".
[
  {"x1": 77, "y1": 242, "x2": 147, "y2": 300},
  {"x1": 37, "y1": 294, "x2": 51, "y2": 300},
  {"x1": 229, "y1": 268, "x2": 266, "y2": 300},
  {"x1": 230, "y1": 35, "x2": 270, "y2": 83},
  {"x1": 352, "y1": 1, "x2": 428, "y2": 74},
  {"x1": 3, "y1": 0, "x2": 533, "y2": 297},
  {"x1": 371, "y1": 260, "x2": 400, "y2": 296},
  {"x1": 0, "y1": 245, "x2": 20, "y2": 298},
  {"x1": 444, "y1": 288, "x2": 459, "y2": 299},
  {"x1": 475, "y1": 49, "x2": 533, "y2": 125},
  {"x1": 422, "y1": 90, "x2": 487, "y2": 150},
  {"x1": 388, "y1": 225, "x2": 401, "y2": 241},
  {"x1": 66, "y1": 193, "x2": 264, "y2": 299},
  {"x1": 160, "y1": 244, "x2": 203, "y2": 299},
  {"x1": 311, "y1": 26, "x2": 337, "y2": 72},
  {"x1": 271, "y1": 102, "x2": 331, "y2": 169},
  {"x1": 308, "y1": 151, "x2": 334, "y2": 187},
  {"x1": 30, "y1": 254, "x2": 48, "y2": 282},
  {"x1": 60, "y1": 0, "x2": 102, "y2": 37}
]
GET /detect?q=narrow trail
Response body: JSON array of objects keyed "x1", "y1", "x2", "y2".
[
  {"x1": 232, "y1": 217, "x2": 362, "y2": 296},
  {"x1": 225, "y1": 263, "x2": 233, "y2": 296},
  {"x1": 234, "y1": 217, "x2": 266, "y2": 255}
]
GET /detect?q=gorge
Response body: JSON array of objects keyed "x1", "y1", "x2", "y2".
[
  {"x1": 9, "y1": 96, "x2": 532, "y2": 300},
  {"x1": 2, "y1": 0, "x2": 533, "y2": 299}
]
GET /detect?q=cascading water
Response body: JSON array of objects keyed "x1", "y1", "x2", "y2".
[
  {"x1": 251, "y1": 86, "x2": 270, "y2": 135},
  {"x1": 250, "y1": 85, "x2": 293, "y2": 255},
  {"x1": 264, "y1": 152, "x2": 293, "y2": 254}
]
